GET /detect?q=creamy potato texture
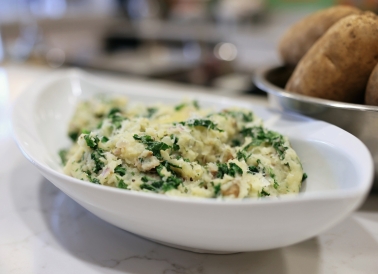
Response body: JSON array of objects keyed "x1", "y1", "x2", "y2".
[{"x1": 61, "y1": 96, "x2": 306, "y2": 199}]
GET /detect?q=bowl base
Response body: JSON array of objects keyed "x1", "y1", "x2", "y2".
[{"x1": 146, "y1": 238, "x2": 240, "y2": 254}]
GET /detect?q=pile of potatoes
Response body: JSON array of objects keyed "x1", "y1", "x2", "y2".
[{"x1": 279, "y1": 6, "x2": 378, "y2": 105}]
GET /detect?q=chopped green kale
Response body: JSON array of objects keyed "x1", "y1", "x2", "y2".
[
  {"x1": 302, "y1": 173, "x2": 308, "y2": 182},
  {"x1": 59, "y1": 149, "x2": 68, "y2": 165},
  {"x1": 147, "y1": 107, "x2": 158, "y2": 118},
  {"x1": 175, "y1": 103, "x2": 187, "y2": 111},
  {"x1": 241, "y1": 126, "x2": 288, "y2": 160},
  {"x1": 114, "y1": 165, "x2": 126, "y2": 176},
  {"x1": 237, "y1": 150, "x2": 250, "y2": 161},
  {"x1": 107, "y1": 108, "x2": 125, "y2": 129},
  {"x1": 69, "y1": 132, "x2": 79, "y2": 142},
  {"x1": 268, "y1": 168, "x2": 279, "y2": 189},
  {"x1": 91, "y1": 149, "x2": 104, "y2": 173},
  {"x1": 108, "y1": 108, "x2": 121, "y2": 116},
  {"x1": 260, "y1": 189, "x2": 270, "y2": 197},
  {"x1": 231, "y1": 139, "x2": 241, "y2": 147},
  {"x1": 248, "y1": 166, "x2": 259, "y2": 174},
  {"x1": 225, "y1": 110, "x2": 254, "y2": 122},
  {"x1": 171, "y1": 135, "x2": 180, "y2": 151},
  {"x1": 162, "y1": 176, "x2": 182, "y2": 192},
  {"x1": 216, "y1": 162, "x2": 243, "y2": 179},
  {"x1": 140, "y1": 174, "x2": 182, "y2": 193},
  {"x1": 89, "y1": 177, "x2": 101, "y2": 185},
  {"x1": 133, "y1": 134, "x2": 171, "y2": 159},
  {"x1": 213, "y1": 183, "x2": 221, "y2": 197},
  {"x1": 182, "y1": 119, "x2": 223, "y2": 132},
  {"x1": 118, "y1": 180, "x2": 128, "y2": 189},
  {"x1": 248, "y1": 159, "x2": 265, "y2": 175},
  {"x1": 84, "y1": 134, "x2": 99, "y2": 149}
]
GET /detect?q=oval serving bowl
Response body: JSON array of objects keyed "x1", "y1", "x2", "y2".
[
  {"x1": 12, "y1": 69, "x2": 373, "y2": 253},
  {"x1": 254, "y1": 66, "x2": 378, "y2": 190}
]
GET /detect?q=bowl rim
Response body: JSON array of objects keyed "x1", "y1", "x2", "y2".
[
  {"x1": 254, "y1": 65, "x2": 378, "y2": 113},
  {"x1": 11, "y1": 68, "x2": 374, "y2": 206}
]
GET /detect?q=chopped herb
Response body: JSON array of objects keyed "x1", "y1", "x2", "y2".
[
  {"x1": 82, "y1": 129, "x2": 90, "y2": 134},
  {"x1": 243, "y1": 139, "x2": 263, "y2": 150},
  {"x1": 97, "y1": 121, "x2": 103, "y2": 129},
  {"x1": 193, "y1": 100, "x2": 200, "y2": 109},
  {"x1": 114, "y1": 165, "x2": 126, "y2": 176},
  {"x1": 133, "y1": 134, "x2": 171, "y2": 159},
  {"x1": 107, "y1": 108, "x2": 125, "y2": 129},
  {"x1": 147, "y1": 107, "x2": 158, "y2": 118},
  {"x1": 217, "y1": 163, "x2": 229, "y2": 179},
  {"x1": 217, "y1": 162, "x2": 243, "y2": 178},
  {"x1": 248, "y1": 166, "x2": 259, "y2": 174},
  {"x1": 118, "y1": 180, "x2": 128, "y2": 189},
  {"x1": 91, "y1": 149, "x2": 104, "y2": 173},
  {"x1": 110, "y1": 115, "x2": 125, "y2": 129},
  {"x1": 156, "y1": 165, "x2": 164, "y2": 177},
  {"x1": 182, "y1": 119, "x2": 223, "y2": 132},
  {"x1": 164, "y1": 161, "x2": 182, "y2": 169},
  {"x1": 162, "y1": 176, "x2": 182, "y2": 192},
  {"x1": 69, "y1": 132, "x2": 79, "y2": 142},
  {"x1": 140, "y1": 174, "x2": 182, "y2": 193},
  {"x1": 228, "y1": 163, "x2": 243, "y2": 177},
  {"x1": 140, "y1": 183, "x2": 156, "y2": 191},
  {"x1": 226, "y1": 110, "x2": 253, "y2": 122},
  {"x1": 302, "y1": 173, "x2": 308, "y2": 182},
  {"x1": 108, "y1": 108, "x2": 121, "y2": 116},
  {"x1": 84, "y1": 134, "x2": 99, "y2": 149},
  {"x1": 90, "y1": 177, "x2": 101, "y2": 184},
  {"x1": 248, "y1": 160, "x2": 266, "y2": 175},
  {"x1": 131, "y1": 172, "x2": 135, "y2": 176},
  {"x1": 242, "y1": 112, "x2": 254, "y2": 122},
  {"x1": 241, "y1": 126, "x2": 288, "y2": 160},
  {"x1": 155, "y1": 161, "x2": 182, "y2": 178},
  {"x1": 268, "y1": 168, "x2": 279, "y2": 189},
  {"x1": 237, "y1": 150, "x2": 250, "y2": 161},
  {"x1": 58, "y1": 149, "x2": 68, "y2": 165},
  {"x1": 175, "y1": 103, "x2": 187, "y2": 111},
  {"x1": 171, "y1": 135, "x2": 180, "y2": 151},
  {"x1": 231, "y1": 139, "x2": 241, "y2": 147},
  {"x1": 213, "y1": 183, "x2": 221, "y2": 197},
  {"x1": 260, "y1": 189, "x2": 270, "y2": 197},
  {"x1": 101, "y1": 136, "x2": 109, "y2": 143}
]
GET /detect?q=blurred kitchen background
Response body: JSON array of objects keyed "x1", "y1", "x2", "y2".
[{"x1": 0, "y1": 0, "x2": 376, "y2": 95}]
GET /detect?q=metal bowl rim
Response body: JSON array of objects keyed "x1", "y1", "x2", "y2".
[{"x1": 254, "y1": 66, "x2": 378, "y2": 113}]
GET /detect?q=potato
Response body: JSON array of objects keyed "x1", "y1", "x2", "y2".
[
  {"x1": 365, "y1": 64, "x2": 378, "y2": 105},
  {"x1": 285, "y1": 12, "x2": 378, "y2": 103},
  {"x1": 279, "y1": 5, "x2": 360, "y2": 66}
]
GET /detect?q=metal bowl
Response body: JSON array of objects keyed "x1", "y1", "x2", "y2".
[{"x1": 254, "y1": 66, "x2": 378, "y2": 190}]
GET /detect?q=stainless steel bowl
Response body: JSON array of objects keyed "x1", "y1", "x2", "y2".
[{"x1": 254, "y1": 66, "x2": 378, "y2": 189}]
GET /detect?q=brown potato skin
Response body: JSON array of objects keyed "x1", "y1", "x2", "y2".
[
  {"x1": 365, "y1": 64, "x2": 378, "y2": 105},
  {"x1": 279, "y1": 5, "x2": 360, "y2": 66},
  {"x1": 285, "y1": 12, "x2": 378, "y2": 103}
]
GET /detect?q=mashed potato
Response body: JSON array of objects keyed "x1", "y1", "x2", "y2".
[{"x1": 61, "y1": 96, "x2": 306, "y2": 199}]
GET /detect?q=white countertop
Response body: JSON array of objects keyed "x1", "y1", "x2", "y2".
[{"x1": 1, "y1": 64, "x2": 378, "y2": 274}]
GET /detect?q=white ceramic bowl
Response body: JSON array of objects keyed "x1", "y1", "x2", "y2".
[{"x1": 12, "y1": 69, "x2": 374, "y2": 253}]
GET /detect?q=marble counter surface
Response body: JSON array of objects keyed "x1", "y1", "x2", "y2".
[{"x1": 1, "y1": 64, "x2": 378, "y2": 274}]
